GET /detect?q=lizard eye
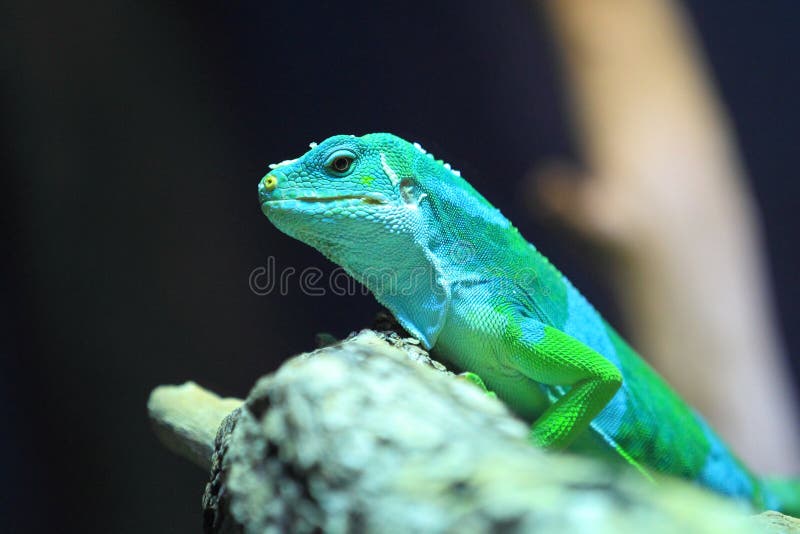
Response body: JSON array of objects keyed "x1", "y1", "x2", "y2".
[
  {"x1": 332, "y1": 156, "x2": 351, "y2": 172},
  {"x1": 325, "y1": 150, "x2": 356, "y2": 176}
]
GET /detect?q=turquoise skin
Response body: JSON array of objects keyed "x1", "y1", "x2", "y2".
[{"x1": 259, "y1": 133, "x2": 796, "y2": 513}]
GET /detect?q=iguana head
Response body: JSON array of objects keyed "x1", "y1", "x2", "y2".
[
  {"x1": 259, "y1": 133, "x2": 458, "y2": 347},
  {"x1": 258, "y1": 133, "x2": 428, "y2": 265},
  {"x1": 258, "y1": 132, "x2": 513, "y2": 348}
]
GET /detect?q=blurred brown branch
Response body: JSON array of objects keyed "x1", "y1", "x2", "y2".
[{"x1": 534, "y1": 0, "x2": 800, "y2": 473}]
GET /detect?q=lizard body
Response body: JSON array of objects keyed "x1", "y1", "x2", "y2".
[{"x1": 258, "y1": 133, "x2": 798, "y2": 513}]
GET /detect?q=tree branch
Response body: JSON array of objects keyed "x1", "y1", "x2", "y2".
[{"x1": 148, "y1": 330, "x2": 793, "y2": 532}]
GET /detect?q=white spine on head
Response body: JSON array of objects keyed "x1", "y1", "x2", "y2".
[
  {"x1": 411, "y1": 141, "x2": 460, "y2": 176},
  {"x1": 268, "y1": 158, "x2": 298, "y2": 170}
]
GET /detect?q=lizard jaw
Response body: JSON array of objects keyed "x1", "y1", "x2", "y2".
[
  {"x1": 261, "y1": 195, "x2": 387, "y2": 209},
  {"x1": 293, "y1": 195, "x2": 385, "y2": 205}
]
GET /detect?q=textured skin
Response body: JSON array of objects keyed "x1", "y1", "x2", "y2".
[{"x1": 258, "y1": 133, "x2": 797, "y2": 513}]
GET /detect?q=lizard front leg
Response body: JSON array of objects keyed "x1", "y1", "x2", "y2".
[{"x1": 505, "y1": 317, "x2": 622, "y2": 449}]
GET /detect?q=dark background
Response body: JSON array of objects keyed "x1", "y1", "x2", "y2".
[{"x1": 4, "y1": 1, "x2": 799, "y2": 532}]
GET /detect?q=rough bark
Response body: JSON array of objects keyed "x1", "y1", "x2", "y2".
[{"x1": 148, "y1": 330, "x2": 796, "y2": 533}]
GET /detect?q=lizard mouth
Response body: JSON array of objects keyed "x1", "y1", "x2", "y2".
[
  {"x1": 294, "y1": 195, "x2": 385, "y2": 205},
  {"x1": 262, "y1": 194, "x2": 386, "y2": 207}
]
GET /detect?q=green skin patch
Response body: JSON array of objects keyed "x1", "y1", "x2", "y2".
[{"x1": 258, "y1": 132, "x2": 798, "y2": 514}]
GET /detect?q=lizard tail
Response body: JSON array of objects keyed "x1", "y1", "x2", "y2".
[{"x1": 761, "y1": 477, "x2": 800, "y2": 516}]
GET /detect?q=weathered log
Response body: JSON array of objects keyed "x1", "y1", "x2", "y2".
[{"x1": 149, "y1": 330, "x2": 796, "y2": 532}]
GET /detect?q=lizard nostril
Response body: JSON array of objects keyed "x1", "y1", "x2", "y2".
[{"x1": 263, "y1": 174, "x2": 278, "y2": 192}]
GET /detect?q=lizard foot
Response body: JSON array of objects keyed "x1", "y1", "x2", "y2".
[{"x1": 457, "y1": 372, "x2": 497, "y2": 399}]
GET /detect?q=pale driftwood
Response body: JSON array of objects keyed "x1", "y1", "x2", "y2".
[
  {"x1": 148, "y1": 381, "x2": 243, "y2": 470},
  {"x1": 148, "y1": 330, "x2": 798, "y2": 533}
]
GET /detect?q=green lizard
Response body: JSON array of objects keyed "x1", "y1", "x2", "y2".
[{"x1": 258, "y1": 133, "x2": 799, "y2": 513}]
